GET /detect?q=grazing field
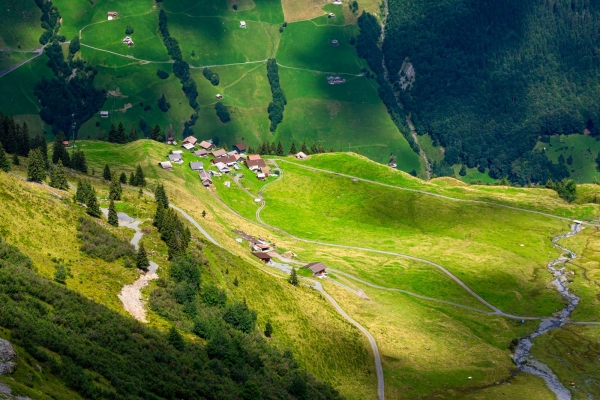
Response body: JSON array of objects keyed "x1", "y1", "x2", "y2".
[
  {"x1": 0, "y1": 0, "x2": 42, "y2": 50},
  {"x1": 162, "y1": 0, "x2": 284, "y2": 24},
  {"x1": 167, "y1": 14, "x2": 278, "y2": 66},
  {"x1": 323, "y1": 281, "x2": 553, "y2": 399},
  {"x1": 277, "y1": 21, "x2": 361, "y2": 73},
  {"x1": 0, "y1": 51, "x2": 35, "y2": 70},
  {"x1": 275, "y1": 70, "x2": 420, "y2": 167},
  {"x1": 284, "y1": 153, "x2": 600, "y2": 218},
  {"x1": 258, "y1": 161, "x2": 574, "y2": 316}
]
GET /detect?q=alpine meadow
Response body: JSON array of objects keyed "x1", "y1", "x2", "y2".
[{"x1": 0, "y1": 0, "x2": 600, "y2": 399}]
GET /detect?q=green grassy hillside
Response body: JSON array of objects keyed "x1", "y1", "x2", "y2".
[{"x1": 0, "y1": 0, "x2": 420, "y2": 173}]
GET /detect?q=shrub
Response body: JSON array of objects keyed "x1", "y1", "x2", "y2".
[
  {"x1": 156, "y1": 69, "x2": 169, "y2": 79},
  {"x1": 77, "y1": 217, "x2": 134, "y2": 262}
]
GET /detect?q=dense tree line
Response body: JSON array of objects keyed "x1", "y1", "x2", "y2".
[
  {"x1": 0, "y1": 114, "x2": 32, "y2": 157},
  {"x1": 215, "y1": 102, "x2": 231, "y2": 123},
  {"x1": 35, "y1": 0, "x2": 62, "y2": 45},
  {"x1": 266, "y1": 59, "x2": 287, "y2": 132},
  {"x1": 355, "y1": 13, "x2": 420, "y2": 154},
  {"x1": 202, "y1": 67, "x2": 220, "y2": 86},
  {"x1": 107, "y1": 123, "x2": 138, "y2": 144},
  {"x1": 382, "y1": 0, "x2": 600, "y2": 183},
  {"x1": 158, "y1": 10, "x2": 199, "y2": 110},
  {"x1": 0, "y1": 239, "x2": 342, "y2": 400}
]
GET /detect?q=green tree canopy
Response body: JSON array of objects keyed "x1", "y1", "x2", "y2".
[{"x1": 27, "y1": 148, "x2": 47, "y2": 182}]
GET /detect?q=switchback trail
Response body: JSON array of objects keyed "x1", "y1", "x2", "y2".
[{"x1": 276, "y1": 159, "x2": 585, "y2": 224}]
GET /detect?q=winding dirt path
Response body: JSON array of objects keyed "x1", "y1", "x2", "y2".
[{"x1": 109, "y1": 215, "x2": 159, "y2": 323}]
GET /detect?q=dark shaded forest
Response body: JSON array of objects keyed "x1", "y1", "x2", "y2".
[{"x1": 382, "y1": 0, "x2": 600, "y2": 182}]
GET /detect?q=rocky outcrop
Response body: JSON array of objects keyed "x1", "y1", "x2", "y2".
[{"x1": 0, "y1": 339, "x2": 17, "y2": 375}]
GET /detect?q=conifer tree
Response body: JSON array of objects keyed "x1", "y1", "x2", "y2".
[
  {"x1": 300, "y1": 141, "x2": 308, "y2": 154},
  {"x1": 108, "y1": 199, "x2": 119, "y2": 226},
  {"x1": 27, "y1": 148, "x2": 46, "y2": 182},
  {"x1": 74, "y1": 179, "x2": 91, "y2": 203},
  {"x1": 103, "y1": 164, "x2": 111, "y2": 181},
  {"x1": 52, "y1": 133, "x2": 70, "y2": 167},
  {"x1": 19, "y1": 122, "x2": 30, "y2": 157},
  {"x1": 109, "y1": 173, "x2": 122, "y2": 200},
  {"x1": 129, "y1": 172, "x2": 136, "y2": 186},
  {"x1": 288, "y1": 267, "x2": 298, "y2": 286},
  {"x1": 167, "y1": 326, "x2": 185, "y2": 351},
  {"x1": 12, "y1": 152, "x2": 19, "y2": 166},
  {"x1": 264, "y1": 320, "x2": 273, "y2": 338},
  {"x1": 155, "y1": 184, "x2": 169, "y2": 208},
  {"x1": 153, "y1": 202, "x2": 165, "y2": 228},
  {"x1": 276, "y1": 140, "x2": 284, "y2": 156},
  {"x1": 71, "y1": 150, "x2": 88, "y2": 173},
  {"x1": 289, "y1": 141, "x2": 297, "y2": 154},
  {"x1": 128, "y1": 127, "x2": 137, "y2": 142},
  {"x1": 137, "y1": 242, "x2": 150, "y2": 270},
  {"x1": 0, "y1": 144, "x2": 10, "y2": 172},
  {"x1": 86, "y1": 187, "x2": 101, "y2": 217},
  {"x1": 117, "y1": 122, "x2": 126, "y2": 144},
  {"x1": 108, "y1": 124, "x2": 117, "y2": 143},
  {"x1": 270, "y1": 142, "x2": 277, "y2": 155},
  {"x1": 50, "y1": 160, "x2": 68, "y2": 190},
  {"x1": 135, "y1": 165, "x2": 146, "y2": 187},
  {"x1": 119, "y1": 172, "x2": 127, "y2": 184}
]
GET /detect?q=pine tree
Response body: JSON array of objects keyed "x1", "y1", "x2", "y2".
[
  {"x1": 74, "y1": 179, "x2": 91, "y2": 203},
  {"x1": 0, "y1": 144, "x2": 10, "y2": 172},
  {"x1": 109, "y1": 173, "x2": 122, "y2": 200},
  {"x1": 12, "y1": 152, "x2": 19, "y2": 166},
  {"x1": 289, "y1": 141, "x2": 297, "y2": 154},
  {"x1": 86, "y1": 187, "x2": 101, "y2": 218},
  {"x1": 167, "y1": 326, "x2": 185, "y2": 351},
  {"x1": 155, "y1": 184, "x2": 169, "y2": 208},
  {"x1": 459, "y1": 165, "x2": 467, "y2": 176},
  {"x1": 117, "y1": 122, "x2": 126, "y2": 144},
  {"x1": 270, "y1": 142, "x2": 277, "y2": 155},
  {"x1": 119, "y1": 172, "x2": 127, "y2": 184},
  {"x1": 264, "y1": 320, "x2": 273, "y2": 338},
  {"x1": 108, "y1": 124, "x2": 117, "y2": 143},
  {"x1": 153, "y1": 203, "x2": 165, "y2": 228},
  {"x1": 276, "y1": 140, "x2": 284, "y2": 156},
  {"x1": 52, "y1": 133, "x2": 70, "y2": 167},
  {"x1": 300, "y1": 141, "x2": 308, "y2": 154},
  {"x1": 288, "y1": 267, "x2": 298, "y2": 286},
  {"x1": 103, "y1": 164, "x2": 111, "y2": 181},
  {"x1": 71, "y1": 150, "x2": 88, "y2": 173},
  {"x1": 135, "y1": 165, "x2": 146, "y2": 187},
  {"x1": 19, "y1": 122, "x2": 30, "y2": 157},
  {"x1": 136, "y1": 242, "x2": 150, "y2": 270},
  {"x1": 108, "y1": 199, "x2": 119, "y2": 226},
  {"x1": 49, "y1": 160, "x2": 68, "y2": 190},
  {"x1": 27, "y1": 148, "x2": 46, "y2": 182},
  {"x1": 128, "y1": 127, "x2": 137, "y2": 142},
  {"x1": 545, "y1": 179, "x2": 554, "y2": 189},
  {"x1": 129, "y1": 172, "x2": 136, "y2": 186}
]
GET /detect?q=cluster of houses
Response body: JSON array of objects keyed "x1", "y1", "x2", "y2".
[
  {"x1": 233, "y1": 230, "x2": 328, "y2": 277},
  {"x1": 122, "y1": 36, "x2": 134, "y2": 47},
  {"x1": 158, "y1": 136, "x2": 272, "y2": 185}
]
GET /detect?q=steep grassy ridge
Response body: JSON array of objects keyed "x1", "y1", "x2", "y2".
[{"x1": 0, "y1": 0, "x2": 42, "y2": 49}]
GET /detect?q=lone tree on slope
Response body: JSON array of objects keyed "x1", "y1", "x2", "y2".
[
  {"x1": 137, "y1": 242, "x2": 150, "y2": 270},
  {"x1": 288, "y1": 267, "x2": 298, "y2": 286},
  {"x1": 108, "y1": 199, "x2": 119, "y2": 227}
]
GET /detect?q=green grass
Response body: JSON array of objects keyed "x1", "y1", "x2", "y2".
[
  {"x1": 530, "y1": 325, "x2": 600, "y2": 399},
  {"x1": 52, "y1": 0, "x2": 156, "y2": 40},
  {"x1": 80, "y1": 10, "x2": 170, "y2": 62},
  {"x1": 0, "y1": 51, "x2": 35, "y2": 70},
  {"x1": 285, "y1": 152, "x2": 600, "y2": 218},
  {"x1": 275, "y1": 69, "x2": 421, "y2": 168},
  {"x1": 323, "y1": 280, "x2": 553, "y2": 399},
  {"x1": 278, "y1": 21, "x2": 361, "y2": 74},
  {"x1": 167, "y1": 14, "x2": 279, "y2": 66},
  {"x1": 0, "y1": 0, "x2": 42, "y2": 50},
  {"x1": 536, "y1": 134, "x2": 600, "y2": 183},
  {"x1": 257, "y1": 161, "x2": 572, "y2": 316},
  {"x1": 162, "y1": 0, "x2": 284, "y2": 24},
  {"x1": 78, "y1": 62, "x2": 194, "y2": 140}
]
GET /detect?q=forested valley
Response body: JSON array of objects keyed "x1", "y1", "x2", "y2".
[{"x1": 383, "y1": 0, "x2": 600, "y2": 184}]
